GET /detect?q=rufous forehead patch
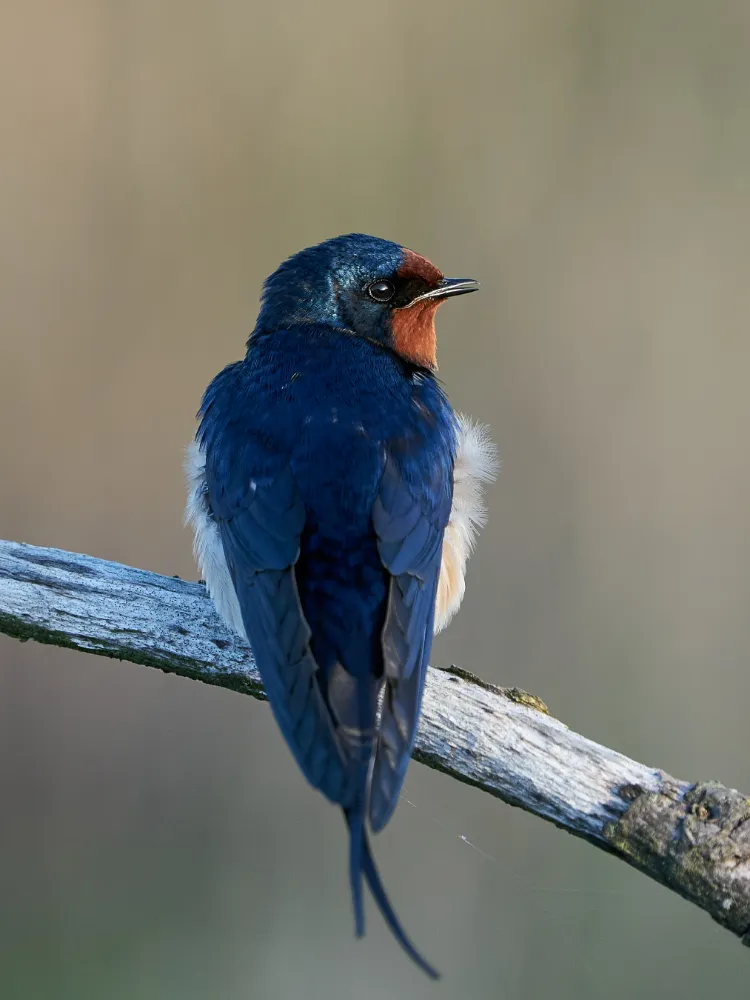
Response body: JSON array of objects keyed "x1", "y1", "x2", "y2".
[{"x1": 398, "y1": 248, "x2": 444, "y2": 285}]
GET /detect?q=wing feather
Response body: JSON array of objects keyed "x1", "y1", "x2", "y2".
[
  {"x1": 369, "y1": 454, "x2": 452, "y2": 832},
  {"x1": 204, "y1": 444, "x2": 357, "y2": 806}
]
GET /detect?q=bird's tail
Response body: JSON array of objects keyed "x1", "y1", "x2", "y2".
[{"x1": 344, "y1": 807, "x2": 440, "y2": 980}]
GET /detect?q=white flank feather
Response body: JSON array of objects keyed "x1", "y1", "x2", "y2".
[
  {"x1": 184, "y1": 441, "x2": 247, "y2": 639},
  {"x1": 434, "y1": 415, "x2": 498, "y2": 633}
]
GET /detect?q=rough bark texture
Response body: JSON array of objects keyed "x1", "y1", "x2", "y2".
[{"x1": 1, "y1": 538, "x2": 749, "y2": 949}]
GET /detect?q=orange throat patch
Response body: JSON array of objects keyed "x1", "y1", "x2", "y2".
[{"x1": 391, "y1": 299, "x2": 441, "y2": 370}]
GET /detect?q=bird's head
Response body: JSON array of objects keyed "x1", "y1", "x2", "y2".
[{"x1": 254, "y1": 233, "x2": 478, "y2": 371}]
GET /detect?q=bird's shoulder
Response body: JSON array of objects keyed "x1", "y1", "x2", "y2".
[{"x1": 199, "y1": 325, "x2": 456, "y2": 463}]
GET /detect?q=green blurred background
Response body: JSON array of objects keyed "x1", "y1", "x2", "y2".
[{"x1": 2, "y1": 1, "x2": 750, "y2": 997}]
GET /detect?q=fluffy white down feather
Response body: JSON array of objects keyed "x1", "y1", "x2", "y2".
[
  {"x1": 184, "y1": 414, "x2": 496, "y2": 640},
  {"x1": 184, "y1": 441, "x2": 247, "y2": 639},
  {"x1": 433, "y1": 414, "x2": 498, "y2": 632}
]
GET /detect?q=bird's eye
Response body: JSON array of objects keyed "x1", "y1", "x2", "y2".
[{"x1": 367, "y1": 279, "x2": 395, "y2": 303}]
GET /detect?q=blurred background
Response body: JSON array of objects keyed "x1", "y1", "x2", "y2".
[{"x1": 2, "y1": 1, "x2": 750, "y2": 997}]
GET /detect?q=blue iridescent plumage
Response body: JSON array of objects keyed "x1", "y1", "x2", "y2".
[{"x1": 192, "y1": 234, "x2": 479, "y2": 978}]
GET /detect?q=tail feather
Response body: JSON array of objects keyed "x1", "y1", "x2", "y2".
[
  {"x1": 344, "y1": 808, "x2": 440, "y2": 980},
  {"x1": 347, "y1": 808, "x2": 366, "y2": 938}
]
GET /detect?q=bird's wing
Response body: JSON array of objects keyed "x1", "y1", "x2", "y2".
[
  {"x1": 369, "y1": 450, "x2": 453, "y2": 832},
  {"x1": 203, "y1": 439, "x2": 355, "y2": 806}
]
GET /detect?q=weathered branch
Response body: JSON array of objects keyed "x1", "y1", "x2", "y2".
[{"x1": 1, "y1": 538, "x2": 749, "y2": 947}]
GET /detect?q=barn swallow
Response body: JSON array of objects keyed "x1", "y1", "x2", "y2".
[{"x1": 185, "y1": 234, "x2": 496, "y2": 978}]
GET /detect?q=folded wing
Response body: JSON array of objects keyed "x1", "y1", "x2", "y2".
[
  {"x1": 369, "y1": 452, "x2": 453, "y2": 831},
  {"x1": 204, "y1": 441, "x2": 357, "y2": 807}
]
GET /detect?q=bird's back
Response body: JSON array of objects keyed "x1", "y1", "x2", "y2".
[{"x1": 208, "y1": 325, "x2": 453, "y2": 689}]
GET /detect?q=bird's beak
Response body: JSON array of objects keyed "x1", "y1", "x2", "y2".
[{"x1": 408, "y1": 277, "x2": 480, "y2": 305}]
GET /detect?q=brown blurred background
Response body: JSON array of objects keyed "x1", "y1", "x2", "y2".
[{"x1": 2, "y1": 1, "x2": 750, "y2": 997}]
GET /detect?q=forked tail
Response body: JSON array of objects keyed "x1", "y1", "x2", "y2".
[{"x1": 344, "y1": 808, "x2": 440, "y2": 980}]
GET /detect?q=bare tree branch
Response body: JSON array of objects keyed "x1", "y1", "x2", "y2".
[{"x1": 1, "y1": 538, "x2": 749, "y2": 948}]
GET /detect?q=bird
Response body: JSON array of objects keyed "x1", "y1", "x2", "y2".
[{"x1": 185, "y1": 233, "x2": 496, "y2": 978}]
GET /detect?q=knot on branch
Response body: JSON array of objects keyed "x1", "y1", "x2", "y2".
[{"x1": 604, "y1": 779, "x2": 750, "y2": 943}]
